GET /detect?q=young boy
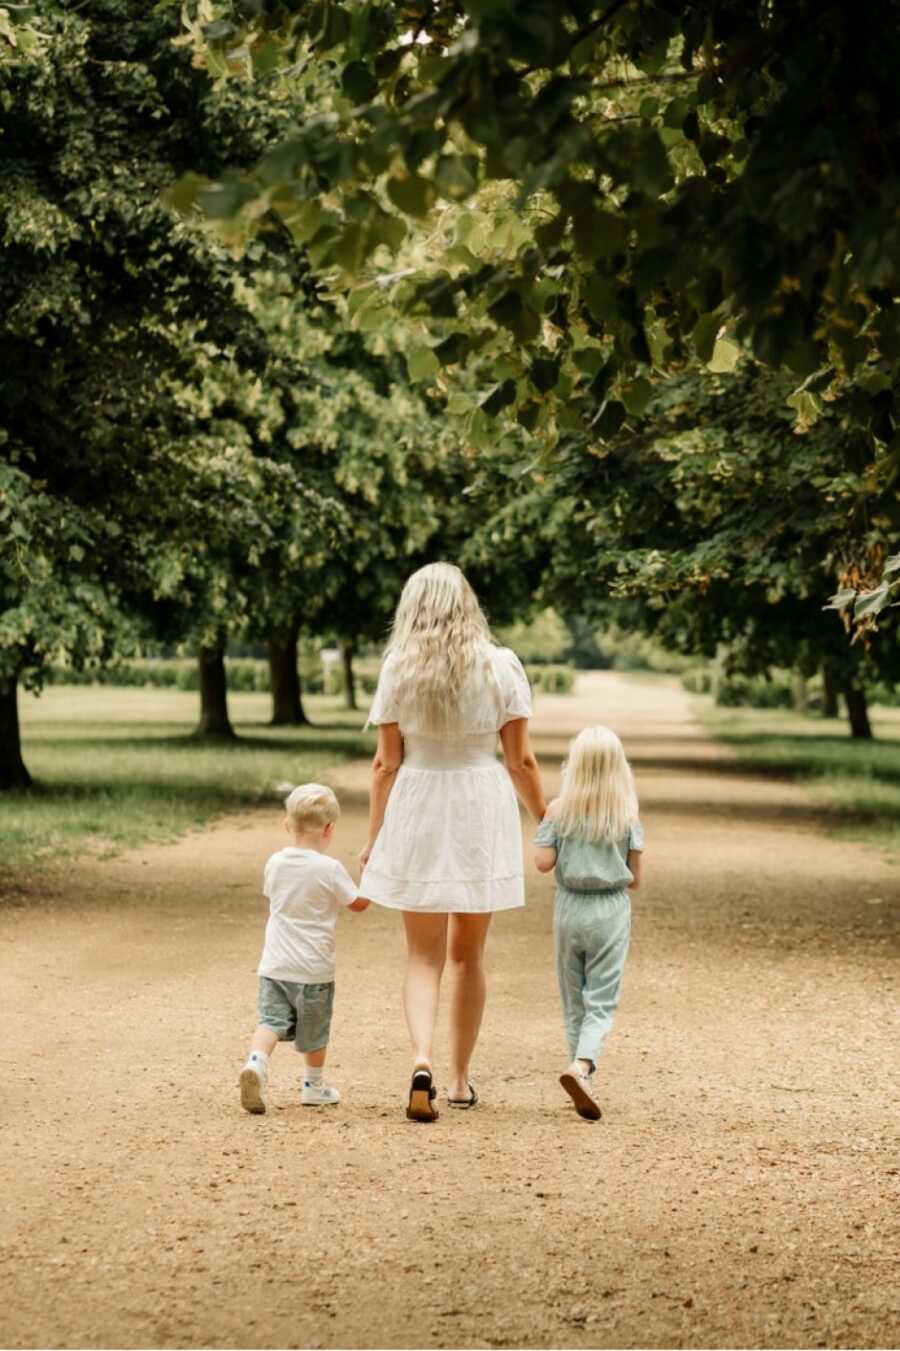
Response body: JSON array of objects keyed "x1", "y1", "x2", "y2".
[{"x1": 239, "y1": 783, "x2": 369, "y2": 1114}]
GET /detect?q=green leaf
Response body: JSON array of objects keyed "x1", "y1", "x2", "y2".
[
  {"x1": 708, "y1": 337, "x2": 741, "y2": 373},
  {"x1": 583, "y1": 275, "x2": 617, "y2": 325},
  {"x1": 693, "y1": 313, "x2": 721, "y2": 363},
  {"x1": 406, "y1": 343, "x2": 439, "y2": 382},
  {"x1": 163, "y1": 173, "x2": 208, "y2": 216},
  {"x1": 386, "y1": 173, "x2": 436, "y2": 218},
  {"x1": 434, "y1": 155, "x2": 478, "y2": 201},
  {"x1": 854, "y1": 584, "x2": 890, "y2": 619},
  {"x1": 341, "y1": 61, "x2": 377, "y2": 104},
  {"x1": 621, "y1": 376, "x2": 654, "y2": 417},
  {"x1": 823, "y1": 589, "x2": 857, "y2": 611}
]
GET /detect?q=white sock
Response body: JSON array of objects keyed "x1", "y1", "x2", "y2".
[
  {"x1": 247, "y1": 1050, "x2": 268, "y2": 1067},
  {"x1": 304, "y1": 1066, "x2": 324, "y2": 1086}
]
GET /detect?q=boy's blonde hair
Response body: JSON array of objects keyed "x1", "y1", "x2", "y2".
[
  {"x1": 284, "y1": 783, "x2": 339, "y2": 832},
  {"x1": 555, "y1": 726, "x2": 639, "y2": 843}
]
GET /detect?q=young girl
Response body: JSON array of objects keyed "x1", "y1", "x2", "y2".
[{"x1": 534, "y1": 726, "x2": 643, "y2": 1121}]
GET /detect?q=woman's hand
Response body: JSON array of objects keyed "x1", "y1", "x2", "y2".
[{"x1": 359, "y1": 844, "x2": 372, "y2": 868}]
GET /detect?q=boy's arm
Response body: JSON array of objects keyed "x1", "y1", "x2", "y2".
[
  {"x1": 533, "y1": 798, "x2": 559, "y2": 872},
  {"x1": 332, "y1": 860, "x2": 370, "y2": 913},
  {"x1": 627, "y1": 850, "x2": 642, "y2": 890}
]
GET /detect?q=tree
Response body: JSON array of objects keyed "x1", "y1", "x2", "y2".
[
  {"x1": 461, "y1": 364, "x2": 898, "y2": 737},
  {"x1": 172, "y1": 0, "x2": 900, "y2": 616},
  {"x1": 0, "y1": 1, "x2": 350, "y2": 769}
]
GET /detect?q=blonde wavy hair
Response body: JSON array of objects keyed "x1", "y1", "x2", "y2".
[
  {"x1": 382, "y1": 562, "x2": 494, "y2": 735},
  {"x1": 555, "y1": 725, "x2": 639, "y2": 843}
]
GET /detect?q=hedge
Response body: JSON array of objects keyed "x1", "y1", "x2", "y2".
[{"x1": 46, "y1": 656, "x2": 576, "y2": 698}]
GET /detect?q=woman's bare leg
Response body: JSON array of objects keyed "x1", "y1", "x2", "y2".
[
  {"x1": 447, "y1": 913, "x2": 492, "y2": 1100},
  {"x1": 402, "y1": 912, "x2": 448, "y2": 1069}
]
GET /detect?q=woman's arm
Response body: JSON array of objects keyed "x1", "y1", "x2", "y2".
[
  {"x1": 499, "y1": 717, "x2": 547, "y2": 821},
  {"x1": 627, "y1": 850, "x2": 642, "y2": 890},
  {"x1": 360, "y1": 722, "x2": 404, "y2": 865}
]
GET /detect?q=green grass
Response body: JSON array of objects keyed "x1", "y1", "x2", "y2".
[
  {"x1": 696, "y1": 698, "x2": 900, "y2": 855},
  {"x1": 2, "y1": 687, "x2": 375, "y2": 882}
]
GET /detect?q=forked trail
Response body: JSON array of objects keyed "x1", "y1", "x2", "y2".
[{"x1": 1, "y1": 674, "x2": 897, "y2": 1349}]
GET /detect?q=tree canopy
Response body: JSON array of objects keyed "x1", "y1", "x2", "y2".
[{"x1": 171, "y1": 0, "x2": 900, "y2": 629}]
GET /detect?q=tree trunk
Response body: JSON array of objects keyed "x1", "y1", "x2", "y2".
[
  {"x1": 821, "y1": 664, "x2": 839, "y2": 718},
  {"x1": 791, "y1": 673, "x2": 808, "y2": 716},
  {"x1": 710, "y1": 642, "x2": 727, "y2": 704},
  {"x1": 196, "y1": 634, "x2": 235, "y2": 738},
  {"x1": 268, "y1": 625, "x2": 309, "y2": 726},
  {"x1": 0, "y1": 678, "x2": 31, "y2": 789},
  {"x1": 341, "y1": 640, "x2": 357, "y2": 711},
  {"x1": 843, "y1": 683, "x2": 873, "y2": 740}
]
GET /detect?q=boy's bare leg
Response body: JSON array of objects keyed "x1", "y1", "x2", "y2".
[
  {"x1": 303, "y1": 1047, "x2": 326, "y2": 1069},
  {"x1": 250, "y1": 1026, "x2": 279, "y2": 1057}
]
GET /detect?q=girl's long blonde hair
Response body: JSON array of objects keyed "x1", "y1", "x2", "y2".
[
  {"x1": 383, "y1": 562, "x2": 494, "y2": 735},
  {"x1": 555, "y1": 725, "x2": 639, "y2": 843}
]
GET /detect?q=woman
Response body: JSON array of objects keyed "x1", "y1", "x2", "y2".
[{"x1": 359, "y1": 562, "x2": 547, "y2": 1120}]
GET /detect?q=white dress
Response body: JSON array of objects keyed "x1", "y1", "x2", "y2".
[{"x1": 360, "y1": 646, "x2": 533, "y2": 913}]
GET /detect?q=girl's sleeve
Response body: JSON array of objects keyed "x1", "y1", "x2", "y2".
[
  {"x1": 628, "y1": 820, "x2": 645, "y2": 851},
  {"x1": 533, "y1": 816, "x2": 559, "y2": 849},
  {"x1": 367, "y1": 658, "x2": 399, "y2": 726},
  {"x1": 497, "y1": 647, "x2": 533, "y2": 725}
]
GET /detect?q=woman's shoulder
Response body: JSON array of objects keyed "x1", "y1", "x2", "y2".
[{"x1": 489, "y1": 644, "x2": 527, "y2": 676}]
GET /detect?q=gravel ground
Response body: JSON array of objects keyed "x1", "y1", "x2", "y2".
[{"x1": 1, "y1": 673, "x2": 898, "y2": 1350}]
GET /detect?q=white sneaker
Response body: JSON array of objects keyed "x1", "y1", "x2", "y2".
[
  {"x1": 300, "y1": 1079, "x2": 340, "y2": 1106},
  {"x1": 239, "y1": 1058, "x2": 268, "y2": 1114},
  {"x1": 560, "y1": 1068, "x2": 602, "y2": 1121}
]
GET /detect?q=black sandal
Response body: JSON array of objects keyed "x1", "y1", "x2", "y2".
[
  {"x1": 406, "y1": 1067, "x2": 439, "y2": 1122},
  {"x1": 447, "y1": 1081, "x2": 478, "y2": 1109}
]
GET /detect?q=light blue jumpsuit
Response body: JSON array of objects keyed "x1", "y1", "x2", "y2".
[{"x1": 533, "y1": 817, "x2": 644, "y2": 1065}]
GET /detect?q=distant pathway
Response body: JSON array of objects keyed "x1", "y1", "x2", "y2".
[{"x1": 1, "y1": 673, "x2": 897, "y2": 1349}]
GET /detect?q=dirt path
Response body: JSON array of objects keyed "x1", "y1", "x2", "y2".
[{"x1": 1, "y1": 673, "x2": 898, "y2": 1349}]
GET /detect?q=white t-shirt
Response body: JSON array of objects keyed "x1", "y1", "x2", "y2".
[
  {"x1": 258, "y1": 847, "x2": 359, "y2": 983},
  {"x1": 367, "y1": 644, "x2": 532, "y2": 737}
]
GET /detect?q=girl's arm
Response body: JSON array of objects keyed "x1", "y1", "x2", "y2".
[
  {"x1": 534, "y1": 796, "x2": 558, "y2": 872},
  {"x1": 360, "y1": 723, "x2": 404, "y2": 866},
  {"x1": 534, "y1": 845, "x2": 557, "y2": 873},
  {"x1": 627, "y1": 850, "x2": 642, "y2": 890},
  {"x1": 499, "y1": 717, "x2": 547, "y2": 821}
]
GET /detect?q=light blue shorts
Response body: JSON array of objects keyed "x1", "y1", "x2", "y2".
[{"x1": 257, "y1": 977, "x2": 334, "y2": 1053}]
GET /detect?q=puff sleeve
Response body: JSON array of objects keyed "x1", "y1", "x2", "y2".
[
  {"x1": 628, "y1": 820, "x2": 645, "y2": 852},
  {"x1": 366, "y1": 657, "x2": 400, "y2": 727},
  {"x1": 496, "y1": 647, "x2": 533, "y2": 726},
  {"x1": 533, "y1": 816, "x2": 559, "y2": 849}
]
